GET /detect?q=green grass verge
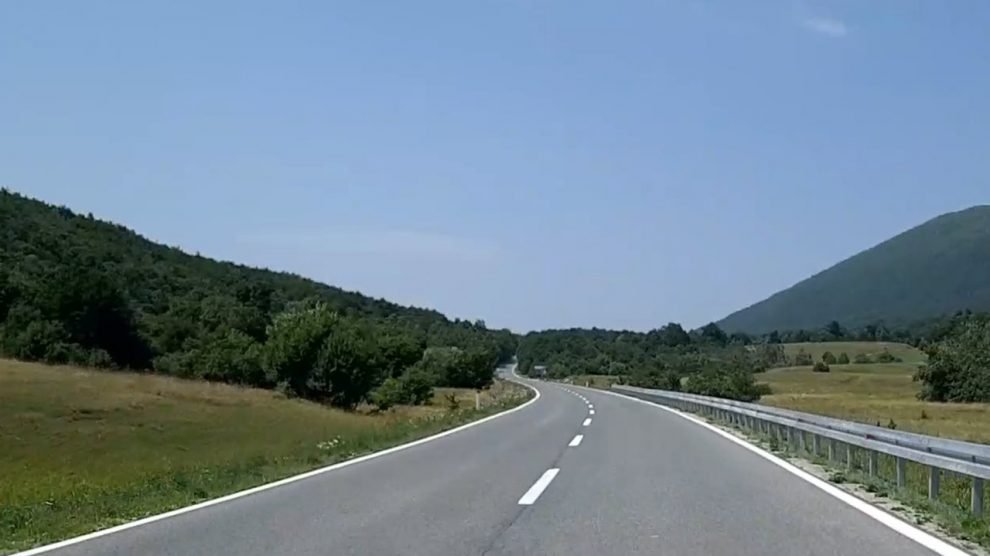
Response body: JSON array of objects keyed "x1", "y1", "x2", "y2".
[
  {"x1": 747, "y1": 424, "x2": 990, "y2": 550},
  {"x1": 0, "y1": 360, "x2": 532, "y2": 555}
]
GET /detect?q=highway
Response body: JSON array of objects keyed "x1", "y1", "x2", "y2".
[{"x1": 25, "y1": 369, "x2": 951, "y2": 556}]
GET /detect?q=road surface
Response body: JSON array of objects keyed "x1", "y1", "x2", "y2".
[{"x1": 28, "y1": 370, "x2": 948, "y2": 556}]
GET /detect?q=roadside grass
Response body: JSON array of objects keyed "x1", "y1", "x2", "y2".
[
  {"x1": 747, "y1": 423, "x2": 990, "y2": 550},
  {"x1": 781, "y1": 341, "x2": 927, "y2": 364},
  {"x1": 0, "y1": 359, "x2": 531, "y2": 555}
]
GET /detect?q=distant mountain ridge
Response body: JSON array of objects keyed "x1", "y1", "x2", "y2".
[{"x1": 718, "y1": 206, "x2": 990, "y2": 334}]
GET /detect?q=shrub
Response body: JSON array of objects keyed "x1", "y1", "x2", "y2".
[
  {"x1": 837, "y1": 352, "x2": 850, "y2": 365},
  {"x1": 370, "y1": 378, "x2": 406, "y2": 411},
  {"x1": 398, "y1": 367, "x2": 435, "y2": 405},
  {"x1": 821, "y1": 351, "x2": 837, "y2": 365},
  {"x1": 874, "y1": 349, "x2": 900, "y2": 363},
  {"x1": 684, "y1": 368, "x2": 770, "y2": 402},
  {"x1": 812, "y1": 361, "x2": 830, "y2": 373},
  {"x1": 627, "y1": 365, "x2": 681, "y2": 391},
  {"x1": 194, "y1": 329, "x2": 265, "y2": 385},
  {"x1": 916, "y1": 314, "x2": 990, "y2": 402},
  {"x1": 853, "y1": 353, "x2": 872, "y2": 364},
  {"x1": 793, "y1": 349, "x2": 813, "y2": 366}
]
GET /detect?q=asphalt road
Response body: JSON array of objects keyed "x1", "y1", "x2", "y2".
[{"x1": 32, "y1": 369, "x2": 949, "y2": 556}]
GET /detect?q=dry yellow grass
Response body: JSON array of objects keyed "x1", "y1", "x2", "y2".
[{"x1": 760, "y1": 363, "x2": 990, "y2": 443}]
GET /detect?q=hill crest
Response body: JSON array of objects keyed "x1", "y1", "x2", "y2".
[{"x1": 718, "y1": 205, "x2": 990, "y2": 333}]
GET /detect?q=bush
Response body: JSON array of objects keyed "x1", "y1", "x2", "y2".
[
  {"x1": 193, "y1": 329, "x2": 265, "y2": 385},
  {"x1": 813, "y1": 361, "x2": 831, "y2": 373},
  {"x1": 793, "y1": 349, "x2": 813, "y2": 366},
  {"x1": 370, "y1": 377, "x2": 405, "y2": 411},
  {"x1": 369, "y1": 367, "x2": 435, "y2": 411},
  {"x1": 821, "y1": 351, "x2": 837, "y2": 365},
  {"x1": 684, "y1": 368, "x2": 769, "y2": 402},
  {"x1": 874, "y1": 349, "x2": 900, "y2": 363},
  {"x1": 853, "y1": 353, "x2": 872, "y2": 364},
  {"x1": 399, "y1": 368, "x2": 435, "y2": 405},
  {"x1": 916, "y1": 314, "x2": 990, "y2": 402},
  {"x1": 837, "y1": 352, "x2": 850, "y2": 364},
  {"x1": 627, "y1": 367, "x2": 681, "y2": 391}
]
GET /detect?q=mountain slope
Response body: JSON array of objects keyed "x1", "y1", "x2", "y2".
[
  {"x1": 0, "y1": 189, "x2": 515, "y2": 384},
  {"x1": 719, "y1": 206, "x2": 990, "y2": 333}
]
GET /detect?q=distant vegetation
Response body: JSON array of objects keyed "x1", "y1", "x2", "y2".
[
  {"x1": 718, "y1": 206, "x2": 990, "y2": 333},
  {"x1": 0, "y1": 190, "x2": 516, "y2": 408},
  {"x1": 517, "y1": 323, "x2": 771, "y2": 401}
]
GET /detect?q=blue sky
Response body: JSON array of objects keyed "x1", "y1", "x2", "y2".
[{"x1": 2, "y1": 1, "x2": 988, "y2": 332}]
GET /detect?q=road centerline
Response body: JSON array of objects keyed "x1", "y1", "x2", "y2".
[
  {"x1": 518, "y1": 469, "x2": 560, "y2": 505},
  {"x1": 568, "y1": 434, "x2": 584, "y2": 447}
]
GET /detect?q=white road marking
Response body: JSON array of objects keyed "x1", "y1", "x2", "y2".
[
  {"x1": 569, "y1": 434, "x2": 584, "y2": 447},
  {"x1": 589, "y1": 404, "x2": 594, "y2": 409},
  {"x1": 589, "y1": 410, "x2": 595, "y2": 415},
  {"x1": 518, "y1": 468, "x2": 560, "y2": 505},
  {"x1": 14, "y1": 370, "x2": 543, "y2": 556},
  {"x1": 586, "y1": 387, "x2": 970, "y2": 556},
  {"x1": 582, "y1": 418, "x2": 592, "y2": 427}
]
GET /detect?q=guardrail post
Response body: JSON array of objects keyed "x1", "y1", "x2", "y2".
[
  {"x1": 846, "y1": 444, "x2": 854, "y2": 470},
  {"x1": 868, "y1": 451, "x2": 878, "y2": 477},
  {"x1": 928, "y1": 466, "x2": 941, "y2": 500},
  {"x1": 828, "y1": 439, "x2": 836, "y2": 462},
  {"x1": 785, "y1": 426, "x2": 793, "y2": 449},
  {"x1": 798, "y1": 430, "x2": 806, "y2": 453},
  {"x1": 812, "y1": 434, "x2": 821, "y2": 456},
  {"x1": 896, "y1": 457, "x2": 906, "y2": 488},
  {"x1": 973, "y1": 478, "x2": 985, "y2": 517}
]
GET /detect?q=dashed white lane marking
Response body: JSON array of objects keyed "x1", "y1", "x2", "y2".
[
  {"x1": 569, "y1": 434, "x2": 584, "y2": 447},
  {"x1": 582, "y1": 418, "x2": 592, "y2": 427},
  {"x1": 589, "y1": 410, "x2": 595, "y2": 415},
  {"x1": 589, "y1": 404, "x2": 594, "y2": 409},
  {"x1": 518, "y1": 468, "x2": 560, "y2": 505}
]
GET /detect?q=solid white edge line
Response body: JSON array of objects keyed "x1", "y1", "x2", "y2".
[
  {"x1": 13, "y1": 368, "x2": 543, "y2": 556},
  {"x1": 582, "y1": 418, "x2": 592, "y2": 427},
  {"x1": 578, "y1": 386, "x2": 970, "y2": 556},
  {"x1": 518, "y1": 468, "x2": 561, "y2": 505},
  {"x1": 569, "y1": 434, "x2": 584, "y2": 447}
]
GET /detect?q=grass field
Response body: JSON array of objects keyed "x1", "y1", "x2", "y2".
[
  {"x1": 762, "y1": 342, "x2": 990, "y2": 440},
  {"x1": 0, "y1": 359, "x2": 531, "y2": 554},
  {"x1": 782, "y1": 341, "x2": 927, "y2": 364},
  {"x1": 760, "y1": 362, "x2": 990, "y2": 444}
]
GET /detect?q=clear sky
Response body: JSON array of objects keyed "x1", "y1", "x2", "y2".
[{"x1": 2, "y1": 1, "x2": 988, "y2": 332}]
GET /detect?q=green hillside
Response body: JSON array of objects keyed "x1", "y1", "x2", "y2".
[
  {"x1": 719, "y1": 206, "x2": 990, "y2": 333},
  {"x1": 0, "y1": 189, "x2": 515, "y2": 405}
]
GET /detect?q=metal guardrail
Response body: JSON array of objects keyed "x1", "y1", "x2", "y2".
[{"x1": 613, "y1": 384, "x2": 989, "y2": 517}]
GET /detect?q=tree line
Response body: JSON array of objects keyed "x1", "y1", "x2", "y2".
[
  {"x1": 516, "y1": 322, "x2": 770, "y2": 401},
  {"x1": 0, "y1": 190, "x2": 516, "y2": 408},
  {"x1": 518, "y1": 313, "x2": 990, "y2": 404}
]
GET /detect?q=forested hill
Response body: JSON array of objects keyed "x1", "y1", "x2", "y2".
[
  {"x1": 719, "y1": 206, "x2": 990, "y2": 334},
  {"x1": 0, "y1": 189, "x2": 440, "y2": 323},
  {"x1": 0, "y1": 189, "x2": 515, "y2": 406}
]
